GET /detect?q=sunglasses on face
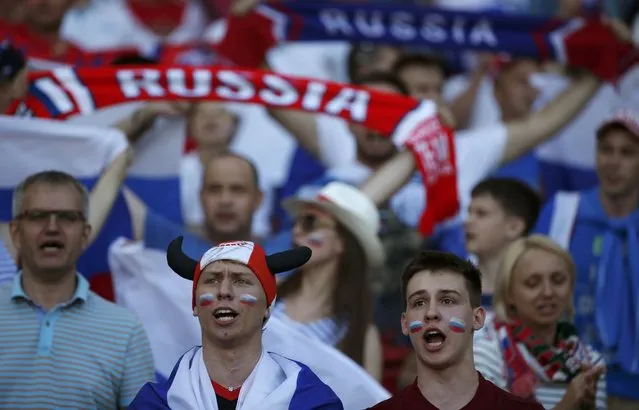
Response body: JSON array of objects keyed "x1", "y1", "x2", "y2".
[
  {"x1": 16, "y1": 209, "x2": 86, "y2": 224},
  {"x1": 294, "y1": 214, "x2": 335, "y2": 233}
]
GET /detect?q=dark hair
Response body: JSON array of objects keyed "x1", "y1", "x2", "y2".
[
  {"x1": 471, "y1": 178, "x2": 541, "y2": 235},
  {"x1": 401, "y1": 251, "x2": 482, "y2": 308},
  {"x1": 0, "y1": 41, "x2": 26, "y2": 84},
  {"x1": 278, "y1": 225, "x2": 372, "y2": 366},
  {"x1": 204, "y1": 151, "x2": 260, "y2": 189},
  {"x1": 110, "y1": 54, "x2": 159, "y2": 66},
  {"x1": 596, "y1": 122, "x2": 635, "y2": 140},
  {"x1": 393, "y1": 53, "x2": 449, "y2": 79},
  {"x1": 353, "y1": 71, "x2": 408, "y2": 96}
]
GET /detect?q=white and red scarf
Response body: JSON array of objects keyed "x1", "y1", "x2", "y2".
[{"x1": 20, "y1": 65, "x2": 457, "y2": 235}]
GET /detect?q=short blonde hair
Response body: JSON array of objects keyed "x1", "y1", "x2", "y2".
[{"x1": 493, "y1": 235, "x2": 576, "y2": 321}]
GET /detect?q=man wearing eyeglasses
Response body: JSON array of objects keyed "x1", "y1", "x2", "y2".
[{"x1": 0, "y1": 170, "x2": 155, "y2": 409}]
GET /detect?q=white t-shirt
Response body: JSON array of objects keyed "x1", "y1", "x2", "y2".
[
  {"x1": 61, "y1": 0, "x2": 207, "y2": 53},
  {"x1": 314, "y1": 119, "x2": 509, "y2": 227},
  {"x1": 267, "y1": 43, "x2": 351, "y2": 84},
  {"x1": 473, "y1": 316, "x2": 607, "y2": 410}
]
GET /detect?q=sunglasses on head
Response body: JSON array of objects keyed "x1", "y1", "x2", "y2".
[
  {"x1": 294, "y1": 214, "x2": 335, "y2": 233},
  {"x1": 16, "y1": 209, "x2": 85, "y2": 224}
]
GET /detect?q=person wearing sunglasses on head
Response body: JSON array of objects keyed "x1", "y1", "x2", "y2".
[{"x1": 270, "y1": 181, "x2": 385, "y2": 381}]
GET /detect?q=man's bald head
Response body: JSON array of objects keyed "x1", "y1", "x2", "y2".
[
  {"x1": 203, "y1": 152, "x2": 259, "y2": 189},
  {"x1": 199, "y1": 152, "x2": 262, "y2": 243}
]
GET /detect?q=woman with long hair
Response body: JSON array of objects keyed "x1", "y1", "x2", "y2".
[
  {"x1": 272, "y1": 182, "x2": 384, "y2": 380},
  {"x1": 473, "y1": 235, "x2": 607, "y2": 409}
]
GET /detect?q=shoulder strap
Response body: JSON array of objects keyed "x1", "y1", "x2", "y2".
[{"x1": 548, "y1": 191, "x2": 581, "y2": 250}]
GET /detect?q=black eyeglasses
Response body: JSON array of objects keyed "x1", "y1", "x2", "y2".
[
  {"x1": 294, "y1": 214, "x2": 335, "y2": 233},
  {"x1": 16, "y1": 210, "x2": 86, "y2": 224}
]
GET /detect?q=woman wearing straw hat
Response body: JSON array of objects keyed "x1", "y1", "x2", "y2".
[{"x1": 272, "y1": 181, "x2": 385, "y2": 380}]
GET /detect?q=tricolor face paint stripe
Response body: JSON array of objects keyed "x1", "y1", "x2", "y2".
[
  {"x1": 408, "y1": 320, "x2": 424, "y2": 334},
  {"x1": 199, "y1": 293, "x2": 215, "y2": 307},
  {"x1": 239, "y1": 294, "x2": 258, "y2": 305},
  {"x1": 449, "y1": 317, "x2": 466, "y2": 333},
  {"x1": 307, "y1": 231, "x2": 325, "y2": 246}
]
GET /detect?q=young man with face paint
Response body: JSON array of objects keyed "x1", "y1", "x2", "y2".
[
  {"x1": 370, "y1": 251, "x2": 544, "y2": 410},
  {"x1": 130, "y1": 237, "x2": 343, "y2": 410}
]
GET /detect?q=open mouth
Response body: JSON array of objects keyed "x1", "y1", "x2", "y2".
[
  {"x1": 423, "y1": 329, "x2": 447, "y2": 351},
  {"x1": 39, "y1": 240, "x2": 65, "y2": 253},
  {"x1": 213, "y1": 307, "x2": 239, "y2": 324},
  {"x1": 537, "y1": 303, "x2": 558, "y2": 315}
]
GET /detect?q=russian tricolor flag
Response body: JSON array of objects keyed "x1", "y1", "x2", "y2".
[{"x1": 0, "y1": 109, "x2": 185, "y2": 285}]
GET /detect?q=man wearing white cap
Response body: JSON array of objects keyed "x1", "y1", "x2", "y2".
[
  {"x1": 535, "y1": 109, "x2": 639, "y2": 410},
  {"x1": 129, "y1": 237, "x2": 344, "y2": 409}
]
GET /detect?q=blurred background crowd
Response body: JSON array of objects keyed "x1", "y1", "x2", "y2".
[{"x1": 1, "y1": 0, "x2": 639, "y2": 409}]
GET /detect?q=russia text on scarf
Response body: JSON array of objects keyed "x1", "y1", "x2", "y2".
[{"x1": 25, "y1": 66, "x2": 457, "y2": 235}]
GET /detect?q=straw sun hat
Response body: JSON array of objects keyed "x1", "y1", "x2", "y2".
[{"x1": 282, "y1": 182, "x2": 385, "y2": 268}]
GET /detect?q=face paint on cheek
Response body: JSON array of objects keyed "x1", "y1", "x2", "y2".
[
  {"x1": 307, "y1": 232, "x2": 325, "y2": 247},
  {"x1": 239, "y1": 294, "x2": 258, "y2": 306},
  {"x1": 198, "y1": 292, "x2": 215, "y2": 307},
  {"x1": 408, "y1": 320, "x2": 424, "y2": 334},
  {"x1": 448, "y1": 317, "x2": 466, "y2": 333}
]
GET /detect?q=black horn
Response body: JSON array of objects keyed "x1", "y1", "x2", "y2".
[
  {"x1": 266, "y1": 246, "x2": 312, "y2": 274},
  {"x1": 166, "y1": 236, "x2": 199, "y2": 280}
]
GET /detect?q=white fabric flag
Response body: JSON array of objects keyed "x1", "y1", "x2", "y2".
[
  {"x1": 108, "y1": 238, "x2": 391, "y2": 409},
  {"x1": 0, "y1": 115, "x2": 128, "y2": 189},
  {"x1": 0, "y1": 116, "x2": 128, "y2": 283}
]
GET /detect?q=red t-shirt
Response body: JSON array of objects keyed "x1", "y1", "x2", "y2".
[
  {"x1": 369, "y1": 372, "x2": 544, "y2": 410},
  {"x1": 212, "y1": 380, "x2": 240, "y2": 410}
]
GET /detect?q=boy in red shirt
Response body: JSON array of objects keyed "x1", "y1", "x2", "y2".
[{"x1": 370, "y1": 251, "x2": 544, "y2": 410}]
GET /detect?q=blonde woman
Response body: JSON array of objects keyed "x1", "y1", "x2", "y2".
[{"x1": 473, "y1": 235, "x2": 607, "y2": 410}]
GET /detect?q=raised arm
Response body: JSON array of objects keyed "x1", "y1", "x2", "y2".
[
  {"x1": 87, "y1": 102, "x2": 190, "y2": 243},
  {"x1": 86, "y1": 147, "x2": 134, "y2": 244},
  {"x1": 359, "y1": 150, "x2": 415, "y2": 206},
  {"x1": 360, "y1": 105, "x2": 456, "y2": 205},
  {"x1": 267, "y1": 109, "x2": 322, "y2": 160},
  {"x1": 361, "y1": 73, "x2": 599, "y2": 206},
  {"x1": 502, "y1": 72, "x2": 600, "y2": 163}
]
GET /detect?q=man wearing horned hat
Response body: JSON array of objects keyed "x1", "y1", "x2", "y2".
[{"x1": 129, "y1": 237, "x2": 343, "y2": 409}]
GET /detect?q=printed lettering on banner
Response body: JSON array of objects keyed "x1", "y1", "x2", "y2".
[
  {"x1": 217, "y1": 241, "x2": 253, "y2": 248},
  {"x1": 405, "y1": 117, "x2": 453, "y2": 184},
  {"x1": 200, "y1": 241, "x2": 254, "y2": 267},
  {"x1": 115, "y1": 68, "x2": 372, "y2": 122},
  {"x1": 319, "y1": 8, "x2": 497, "y2": 46}
]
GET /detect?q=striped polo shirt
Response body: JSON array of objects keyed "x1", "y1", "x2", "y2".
[
  {"x1": 0, "y1": 273, "x2": 156, "y2": 409},
  {"x1": 0, "y1": 239, "x2": 16, "y2": 285}
]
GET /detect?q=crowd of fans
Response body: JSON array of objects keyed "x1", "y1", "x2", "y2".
[{"x1": 1, "y1": 0, "x2": 639, "y2": 409}]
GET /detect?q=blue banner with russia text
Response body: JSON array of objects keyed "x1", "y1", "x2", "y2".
[{"x1": 267, "y1": 2, "x2": 567, "y2": 59}]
